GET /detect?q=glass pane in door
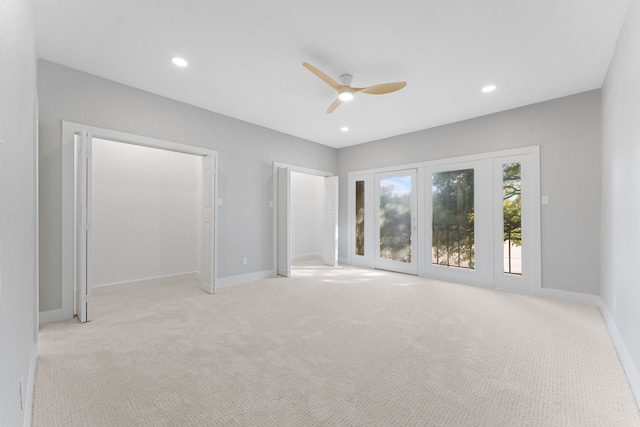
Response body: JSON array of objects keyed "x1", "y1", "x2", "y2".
[
  {"x1": 432, "y1": 169, "x2": 475, "y2": 269},
  {"x1": 355, "y1": 180, "x2": 365, "y2": 256},
  {"x1": 379, "y1": 175, "x2": 412, "y2": 262},
  {"x1": 503, "y1": 163, "x2": 522, "y2": 275}
]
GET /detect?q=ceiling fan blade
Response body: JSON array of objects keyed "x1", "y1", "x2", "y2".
[
  {"x1": 303, "y1": 62, "x2": 340, "y2": 91},
  {"x1": 326, "y1": 98, "x2": 342, "y2": 114},
  {"x1": 356, "y1": 81, "x2": 407, "y2": 95}
]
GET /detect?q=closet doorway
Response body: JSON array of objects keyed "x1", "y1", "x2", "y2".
[
  {"x1": 274, "y1": 163, "x2": 337, "y2": 277},
  {"x1": 64, "y1": 122, "x2": 217, "y2": 323}
]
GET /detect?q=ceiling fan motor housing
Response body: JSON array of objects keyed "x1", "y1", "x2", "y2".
[{"x1": 339, "y1": 74, "x2": 353, "y2": 87}]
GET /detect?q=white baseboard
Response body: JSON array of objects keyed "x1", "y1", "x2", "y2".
[
  {"x1": 535, "y1": 287, "x2": 599, "y2": 306},
  {"x1": 599, "y1": 298, "x2": 640, "y2": 408},
  {"x1": 215, "y1": 269, "x2": 276, "y2": 289},
  {"x1": 291, "y1": 253, "x2": 322, "y2": 263},
  {"x1": 39, "y1": 307, "x2": 68, "y2": 325},
  {"x1": 92, "y1": 272, "x2": 198, "y2": 296},
  {"x1": 23, "y1": 342, "x2": 37, "y2": 427}
]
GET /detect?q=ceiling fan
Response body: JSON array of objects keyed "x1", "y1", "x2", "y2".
[{"x1": 302, "y1": 62, "x2": 407, "y2": 114}]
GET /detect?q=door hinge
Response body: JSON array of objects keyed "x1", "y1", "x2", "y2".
[
  {"x1": 83, "y1": 295, "x2": 91, "y2": 303},
  {"x1": 84, "y1": 222, "x2": 91, "y2": 230}
]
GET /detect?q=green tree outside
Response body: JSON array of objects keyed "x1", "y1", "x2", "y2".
[{"x1": 432, "y1": 169, "x2": 475, "y2": 268}]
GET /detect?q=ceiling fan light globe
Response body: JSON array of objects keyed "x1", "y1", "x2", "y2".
[{"x1": 338, "y1": 91, "x2": 354, "y2": 102}]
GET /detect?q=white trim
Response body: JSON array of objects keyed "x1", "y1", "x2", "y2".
[
  {"x1": 535, "y1": 287, "x2": 599, "y2": 306},
  {"x1": 348, "y1": 146, "x2": 541, "y2": 176},
  {"x1": 23, "y1": 343, "x2": 37, "y2": 427},
  {"x1": 271, "y1": 161, "x2": 334, "y2": 276},
  {"x1": 63, "y1": 122, "x2": 215, "y2": 157},
  {"x1": 346, "y1": 146, "x2": 541, "y2": 294},
  {"x1": 273, "y1": 162, "x2": 333, "y2": 177},
  {"x1": 92, "y1": 272, "x2": 199, "y2": 296},
  {"x1": 374, "y1": 168, "x2": 419, "y2": 275},
  {"x1": 39, "y1": 308, "x2": 67, "y2": 325},
  {"x1": 347, "y1": 173, "x2": 375, "y2": 268},
  {"x1": 292, "y1": 253, "x2": 323, "y2": 263},
  {"x1": 56, "y1": 121, "x2": 218, "y2": 323},
  {"x1": 34, "y1": 90, "x2": 40, "y2": 340},
  {"x1": 424, "y1": 159, "x2": 492, "y2": 287},
  {"x1": 599, "y1": 298, "x2": 640, "y2": 408},
  {"x1": 215, "y1": 269, "x2": 276, "y2": 289}
]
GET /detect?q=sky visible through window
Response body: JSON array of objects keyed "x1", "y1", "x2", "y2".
[{"x1": 381, "y1": 176, "x2": 411, "y2": 193}]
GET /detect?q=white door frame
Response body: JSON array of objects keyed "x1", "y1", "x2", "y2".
[
  {"x1": 423, "y1": 159, "x2": 493, "y2": 287},
  {"x1": 277, "y1": 167, "x2": 291, "y2": 277},
  {"x1": 60, "y1": 121, "x2": 218, "y2": 322},
  {"x1": 374, "y1": 168, "x2": 419, "y2": 275},
  {"x1": 348, "y1": 173, "x2": 375, "y2": 268},
  {"x1": 492, "y1": 154, "x2": 537, "y2": 294},
  {"x1": 75, "y1": 131, "x2": 92, "y2": 322},
  {"x1": 272, "y1": 162, "x2": 334, "y2": 275},
  {"x1": 346, "y1": 146, "x2": 541, "y2": 294}
]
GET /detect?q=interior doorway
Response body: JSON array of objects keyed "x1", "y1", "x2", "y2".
[
  {"x1": 274, "y1": 163, "x2": 337, "y2": 277},
  {"x1": 290, "y1": 171, "x2": 327, "y2": 264},
  {"x1": 67, "y1": 123, "x2": 217, "y2": 322}
]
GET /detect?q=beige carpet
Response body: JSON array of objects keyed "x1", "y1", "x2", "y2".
[{"x1": 33, "y1": 264, "x2": 640, "y2": 426}]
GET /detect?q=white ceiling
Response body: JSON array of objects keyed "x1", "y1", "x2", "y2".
[{"x1": 32, "y1": 0, "x2": 629, "y2": 149}]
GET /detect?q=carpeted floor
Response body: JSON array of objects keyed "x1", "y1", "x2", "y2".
[{"x1": 33, "y1": 264, "x2": 640, "y2": 426}]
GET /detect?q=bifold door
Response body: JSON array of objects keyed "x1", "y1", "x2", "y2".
[
  {"x1": 75, "y1": 132, "x2": 92, "y2": 322},
  {"x1": 277, "y1": 167, "x2": 291, "y2": 277},
  {"x1": 201, "y1": 154, "x2": 216, "y2": 294}
]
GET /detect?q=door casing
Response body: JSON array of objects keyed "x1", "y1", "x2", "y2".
[
  {"x1": 347, "y1": 146, "x2": 541, "y2": 294},
  {"x1": 59, "y1": 121, "x2": 218, "y2": 323},
  {"x1": 272, "y1": 162, "x2": 336, "y2": 276}
]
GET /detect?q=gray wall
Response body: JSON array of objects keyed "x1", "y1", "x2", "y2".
[
  {"x1": 38, "y1": 60, "x2": 337, "y2": 313},
  {"x1": 0, "y1": 0, "x2": 38, "y2": 424},
  {"x1": 90, "y1": 139, "x2": 198, "y2": 288},
  {"x1": 601, "y1": 0, "x2": 640, "y2": 394},
  {"x1": 338, "y1": 90, "x2": 602, "y2": 295},
  {"x1": 291, "y1": 172, "x2": 324, "y2": 260}
]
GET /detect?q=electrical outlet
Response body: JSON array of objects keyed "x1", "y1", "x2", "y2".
[{"x1": 242, "y1": 257, "x2": 248, "y2": 265}]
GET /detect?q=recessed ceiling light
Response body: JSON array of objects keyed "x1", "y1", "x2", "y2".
[
  {"x1": 482, "y1": 85, "x2": 496, "y2": 93},
  {"x1": 171, "y1": 57, "x2": 188, "y2": 67},
  {"x1": 340, "y1": 126, "x2": 349, "y2": 132}
]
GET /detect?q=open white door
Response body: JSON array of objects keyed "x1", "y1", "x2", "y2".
[
  {"x1": 201, "y1": 155, "x2": 216, "y2": 294},
  {"x1": 277, "y1": 167, "x2": 291, "y2": 277},
  {"x1": 75, "y1": 132, "x2": 92, "y2": 322},
  {"x1": 323, "y1": 176, "x2": 339, "y2": 266}
]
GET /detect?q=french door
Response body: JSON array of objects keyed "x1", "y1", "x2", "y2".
[
  {"x1": 493, "y1": 155, "x2": 535, "y2": 293},
  {"x1": 423, "y1": 160, "x2": 492, "y2": 286},
  {"x1": 348, "y1": 147, "x2": 540, "y2": 293},
  {"x1": 374, "y1": 169, "x2": 418, "y2": 275}
]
